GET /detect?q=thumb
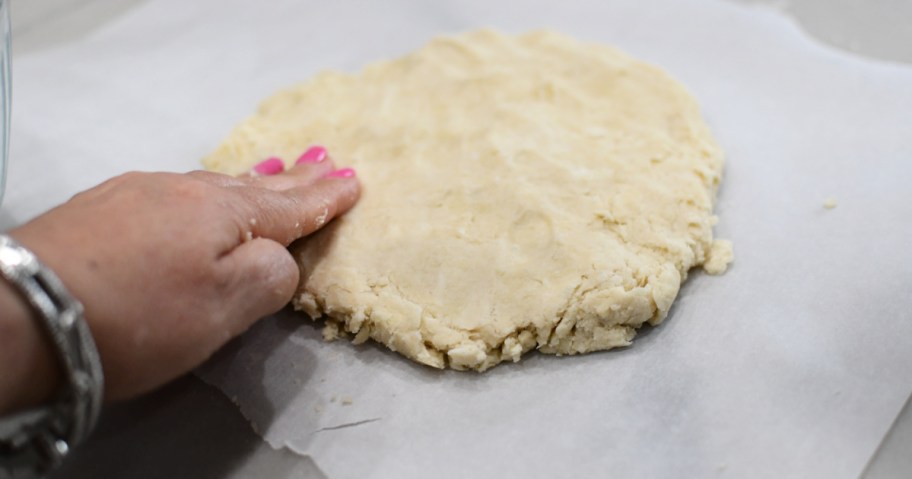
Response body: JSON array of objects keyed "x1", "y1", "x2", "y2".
[{"x1": 221, "y1": 237, "x2": 300, "y2": 332}]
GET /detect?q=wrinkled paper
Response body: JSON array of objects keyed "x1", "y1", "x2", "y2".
[{"x1": 5, "y1": 0, "x2": 912, "y2": 477}]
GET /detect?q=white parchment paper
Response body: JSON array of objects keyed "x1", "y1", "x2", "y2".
[{"x1": 4, "y1": 0, "x2": 912, "y2": 477}]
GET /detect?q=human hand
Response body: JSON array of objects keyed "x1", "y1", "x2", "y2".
[{"x1": 1, "y1": 147, "x2": 358, "y2": 411}]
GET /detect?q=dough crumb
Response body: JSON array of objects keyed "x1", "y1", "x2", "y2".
[
  {"x1": 704, "y1": 239, "x2": 734, "y2": 275},
  {"x1": 322, "y1": 321, "x2": 341, "y2": 341},
  {"x1": 341, "y1": 396, "x2": 353, "y2": 406},
  {"x1": 823, "y1": 197, "x2": 837, "y2": 209},
  {"x1": 315, "y1": 207, "x2": 329, "y2": 228}
]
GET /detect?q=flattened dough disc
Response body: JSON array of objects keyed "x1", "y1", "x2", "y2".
[{"x1": 204, "y1": 29, "x2": 732, "y2": 371}]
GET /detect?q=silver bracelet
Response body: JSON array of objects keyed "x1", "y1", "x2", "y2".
[{"x1": 0, "y1": 234, "x2": 103, "y2": 476}]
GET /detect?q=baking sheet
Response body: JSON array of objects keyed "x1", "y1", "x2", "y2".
[{"x1": 4, "y1": 0, "x2": 912, "y2": 477}]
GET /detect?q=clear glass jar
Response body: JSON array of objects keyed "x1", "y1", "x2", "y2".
[
  {"x1": 0, "y1": 0, "x2": 13, "y2": 202},
  {"x1": 0, "y1": 0, "x2": 9, "y2": 205}
]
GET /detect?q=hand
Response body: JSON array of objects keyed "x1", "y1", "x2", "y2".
[{"x1": 1, "y1": 147, "x2": 359, "y2": 412}]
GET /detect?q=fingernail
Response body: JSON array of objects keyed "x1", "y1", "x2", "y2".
[
  {"x1": 252, "y1": 157, "x2": 284, "y2": 176},
  {"x1": 296, "y1": 145, "x2": 328, "y2": 165},
  {"x1": 325, "y1": 167, "x2": 356, "y2": 178}
]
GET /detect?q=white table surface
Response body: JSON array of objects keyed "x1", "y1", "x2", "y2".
[{"x1": 3, "y1": 1, "x2": 910, "y2": 478}]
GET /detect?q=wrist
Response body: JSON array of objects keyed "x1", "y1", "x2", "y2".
[
  {"x1": 0, "y1": 274, "x2": 61, "y2": 415},
  {"x1": 0, "y1": 233, "x2": 105, "y2": 473}
]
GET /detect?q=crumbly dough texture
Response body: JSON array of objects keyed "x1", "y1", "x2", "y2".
[{"x1": 204, "y1": 30, "x2": 732, "y2": 371}]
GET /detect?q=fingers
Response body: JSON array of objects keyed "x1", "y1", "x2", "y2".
[
  {"x1": 257, "y1": 153, "x2": 337, "y2": 191},
  {"x1": 219, "y1": 238, "x2": 300, "y2": 331},
  {"x1": 238, "y1": 173, "x2": 361, "y2": 245},
  {"x1": 237, "y1": 146, "x2": 335, "y2": 191},
  {"x1": 216, "y1": 145, "x2": 361, "y2": 245},
  {"x1": 285, "y1": 175, "x2": 361, "y2": 237}
]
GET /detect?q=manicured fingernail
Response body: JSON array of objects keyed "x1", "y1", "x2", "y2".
[
  {"x1": 296, "y1": 145, "x2": 327, "y2": 165},
  {"x1": 252, "y1": 157, "x2": 284, "y2": 176},
  {"x1": 325, "y1": 167, "x2": 356, "y2": 178}
]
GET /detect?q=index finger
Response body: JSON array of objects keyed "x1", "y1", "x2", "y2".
[{"x1": 234, "y1": 173, "x2": 361, "y2": 246}]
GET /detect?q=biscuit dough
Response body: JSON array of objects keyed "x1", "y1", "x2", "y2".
[{"x1": 204, "y1": 30, "x2": 732, "y2": 371}]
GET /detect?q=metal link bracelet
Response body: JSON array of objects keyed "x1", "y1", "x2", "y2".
[{"x1": 0, "y1": 234, "x2": 103, "y2": 477}]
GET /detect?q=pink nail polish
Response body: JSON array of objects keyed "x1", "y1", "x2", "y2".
[
  {"x1": 252, "y1": 157, "x2": 284, "y2": 176},
  {"x1": 296, "y1": 145, "x2": 328, "y2": 164},
  {"x1": 325, "y1": 168, "x2": 356, "y2": 178}
]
